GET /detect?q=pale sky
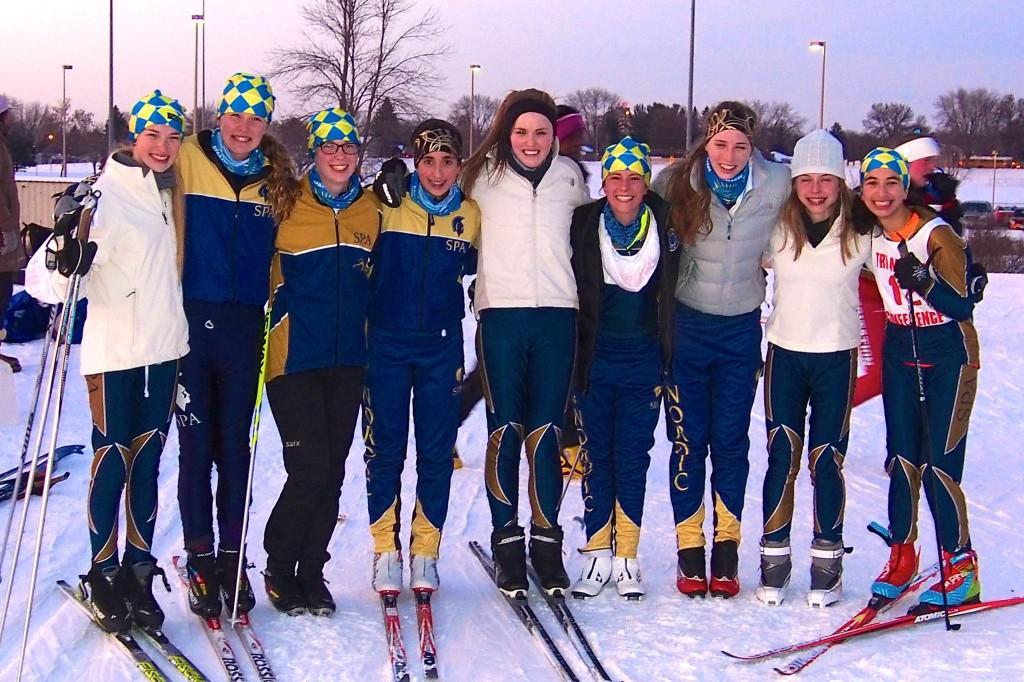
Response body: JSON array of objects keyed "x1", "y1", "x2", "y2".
[{"x1": 2, "y1": 0, "x2": 1022, "y2": 131}]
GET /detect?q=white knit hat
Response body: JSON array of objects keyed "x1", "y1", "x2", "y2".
[
  {"x1": 894, "y1": 136, "x2": 941, "y2": 162},
  {"x1": 790, "y1": 129, "x2": 845, "y2": 179}
]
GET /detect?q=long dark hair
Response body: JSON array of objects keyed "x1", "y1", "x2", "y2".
[
  {"x1": 461, "y1": 88, "x2": 557, "y2": 197},
  {"x1": 664, "y1": 100, "x2": 758, "y2": 245}
]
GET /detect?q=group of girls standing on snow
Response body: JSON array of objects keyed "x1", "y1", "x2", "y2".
[{"x1": 23, "y1": 73, "x2": 983, "y2": 633}]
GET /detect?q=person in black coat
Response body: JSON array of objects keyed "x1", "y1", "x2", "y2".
[{"x1": 568, "y1": 137, "x2": 679, "y2": 600}]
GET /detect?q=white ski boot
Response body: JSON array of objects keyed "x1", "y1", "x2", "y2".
[
  {"x1": 807, "y1": 539, "x2": 844, "y2": 608},
  {"x1": 570, "y1": 549, "x2": 612, "y2": 599},
  {"x1": 372, "y1": 551, "x2": 404, "y2": 595},
  {"x1": 410, "y1": 555, "x2": 439, "y2": 592},
  {"x1": 754, "y1": 540, "x2": 791, "y2": 606},
  {"x1": 612, "y1": 556, "x2": 645, "y2": 601}
]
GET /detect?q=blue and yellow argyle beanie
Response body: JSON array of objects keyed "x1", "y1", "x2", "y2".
[
  {"x1": 861, "y1": 147, "x2": 909, "y2": 191},
  {"x1": 602, "y1": 136, "x2": 652, "y2": 184},
  {"x1": 127, "y1": 90, "x2": 185, "y2": 140},
  {"x1": 217, "y1": 72, "x2": 275, "y2": 122},
  {"x1": 306, "y1": 107, "x2": 361, "y2": 153}
]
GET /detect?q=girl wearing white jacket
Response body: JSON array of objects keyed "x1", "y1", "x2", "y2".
[
  {"x1": 461, "y1": 89, "x2": 590, "y2": 597},
  {"x1": 26, "y1": 91, "x2": 189, "y2": 634},
  {"x1": 757, "y1": 130, "x2": 870, "y2": 608}
]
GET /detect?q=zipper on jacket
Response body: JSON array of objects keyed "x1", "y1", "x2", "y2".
[
  {"x1": 229, "y1": 187, "x2": 242, "y2": 302},
  {"x1": 418, "y1": 212, "x2": 435, "y2": 331},
  {"x1": 334, "y1": 211, "x2": 342, "y2": 363}
]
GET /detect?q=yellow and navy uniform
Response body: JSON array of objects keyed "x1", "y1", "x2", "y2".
[
  {"x1": 363, "y1": 185, "x2": 480, "y2": 559},
  {"x1": 267, "y1": 174, "x2": 382, "y2": 382},
  {"x1": 177, "y1": 131, "x2": 276, "y2": 306},
  {"x1": 369, "y1": 196, "x2": 480, "y2": 330}
]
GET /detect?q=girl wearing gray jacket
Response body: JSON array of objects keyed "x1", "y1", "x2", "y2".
[{"x1": 654, "y1": 101, "x2": 790, "y2": 598}]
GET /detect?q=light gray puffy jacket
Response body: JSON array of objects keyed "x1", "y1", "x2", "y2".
[{"x1": 653, "y1": 150, "x2": 790, "y2": 316}]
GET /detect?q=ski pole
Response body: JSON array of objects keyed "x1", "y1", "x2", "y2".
[
  {"x1": 0, "y1": 270, "x2": 80, "y2": 645},
  {"x1": 898, "y1": 239, "x2": 959, "y2": 633},
  {"x1": 14, "y1": 197, "x2": 97, "y2": 680},
  {"x1": 0, "y1": 305, "x2": 57, "y2": 584},
  {"x1": 231, "y1": 305, "x2": 271, "y2": 626}
]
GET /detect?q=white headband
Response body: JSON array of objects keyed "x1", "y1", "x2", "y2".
[{"x1": 894, "y1": 137, "x2": 941, "y2": 163}]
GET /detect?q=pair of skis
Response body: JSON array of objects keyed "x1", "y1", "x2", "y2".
[
  {"x1": 724, "y1": 562, "x2": 1024, "y2": 673},
  {"x1": 57, "y1": 578, "x2": 209, "y2": 682},
  {"x1": 379, "y1": 588, "x2": 438, "y2": 681},
  {"x1": 172, "y1": 556, "x2": 277, "y2": 681},
  {"x1": 469, "y1": 540, "x2": 612, "y2": 682}
]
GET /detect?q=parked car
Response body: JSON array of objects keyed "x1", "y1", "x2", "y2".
[
  {"x1": 1009, "y1": 208, "x2": 1024, "y2": 230},
  {"x1": 995, "y1": 205, "x2": 1017, "y2": 226},
  {"x1": 961, "y1": 201, "x2": 995, "y2": 230}
]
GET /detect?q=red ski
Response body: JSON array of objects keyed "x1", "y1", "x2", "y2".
[
  {"x1": 414, "y1": 589, "x2": 439, "y2": 679},
  {"x1": 723, "y1": 596, "x2": 1024, "y2": 663},
  {"x1": 773, "y1": 559, "x2": 943, "y2": 675}
]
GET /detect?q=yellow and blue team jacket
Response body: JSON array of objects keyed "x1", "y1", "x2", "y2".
[
  {"x1": 369, "y1": 184, "x2": 481, "y2": 331},
  {"x1": 177, "y1": 131, "x2": 277, "y2": 306},
  {"x1": 267, "y1": 175, "x2": 382, "y2": 382}
]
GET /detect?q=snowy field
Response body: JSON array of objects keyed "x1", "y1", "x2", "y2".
[{"x1": 0, "y1": 266, "x2": 1022, "y2": 682}]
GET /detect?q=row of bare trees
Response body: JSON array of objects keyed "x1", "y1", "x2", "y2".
[{"x1": 5, "y1": 0, "x2": 1024, "y2": 168}]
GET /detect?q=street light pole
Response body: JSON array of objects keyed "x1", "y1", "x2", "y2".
[
  {"x1": 685, "y1": 0, "x2": 695, "y2": 148},
  {"x1": 810, "y1": 40, "x2": 827, "y2": 129},
  {"x1": 201, "y1": 0, "x2": 206, "y2": 130},
  {"x1": 61, "y1": 64, "x2": 73, "y2": 178},
  {"x1": 992, "y1": 150, "x2": 998, "y2": 207},
  {"x1": 107, "y1": 0, "x2": 115, "y2": 152},
  {"x1": 192, "y1": 13, "x2": 204, "y2": 132},
  {"x1": 469, "y1": 64, "x2": 481, "y2": 156}
]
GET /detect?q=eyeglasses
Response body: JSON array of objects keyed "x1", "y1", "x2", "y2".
[{"x1": 320, "y1": 141, "x2": 359, "y2": 156}]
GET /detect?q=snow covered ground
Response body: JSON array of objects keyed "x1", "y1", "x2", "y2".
[{"x1": 1, "y1": 268, "x2": 1023, "y2": 681}]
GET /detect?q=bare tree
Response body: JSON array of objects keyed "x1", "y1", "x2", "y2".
[
  {"x1": 862, "y1": 102, "x2": 928, "y2": 145},
  {"x1": 268, "y1": 0, "x2": 449, "y2": 143},
  {"x1": 448, "y1": 94, "x2": 498, "y2": 150},
  {"x1": 745, "y1": 100, "x2": 807, "y2": 154},
  {"x1": 565, "y1": 87, "x2": 622, "y2": 152},
  {"x1": 934, "y1": 87, "x2": 1022, "y2": 157}
]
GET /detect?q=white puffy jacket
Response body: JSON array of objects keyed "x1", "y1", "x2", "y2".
[
  {"x1": 25, "y1": 154, "x2": 189, "y2": 376},
  {"x1": 471, "y1": 153, "x2": 590, "y2": 311}
]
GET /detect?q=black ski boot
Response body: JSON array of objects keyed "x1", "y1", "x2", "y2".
[
  {"x1": 491, "y1": 526, "x2": 528, "y2": 598},
  {"x1": 118, "y1": 561, "x2": 170, "y2": 630},
  {"x1": 529, "y1": 524, "x2": 570, "y2": 597},
  {"x1": 83, "y1": 565, "x2": 131, "y2": 633},
  {"x1": 185, "y1": 549, "x2": 222, "y2": 618},
  {"x1": 709, "y1": 540, "x2": 740, "y2": 598},
  {"x1": 217, "y1": 548, "x2": 257, "y2": 616},
  {"x1": 298, "y1": 563, "x2": 336, "y2": 617},
  {"x1": 263, "y1": 558, "x2": 306, "y2": 616}
]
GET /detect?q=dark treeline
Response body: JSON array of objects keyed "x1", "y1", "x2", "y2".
[{"x1": 3, "y1": 86, "x2": 1022, "y2": 170}]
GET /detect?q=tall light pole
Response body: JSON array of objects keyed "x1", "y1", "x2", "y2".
[
  {"x1": 61, "y1": 65, "x2": 73, "y2": 178},
  {"x1": 992, "y1": 150, "x2": 998, "y2": 206},
  {"x1": 685, "y1": 0, "x2": 695, "y2": 148},
  {"x1": 107, "y1": 0, "x2": 115, "y2": 151},
  {"x1": 469, "y1": 64, "x2": 481, "y2": 156},
  {"x1": 809, "y1": 40, "x2": 827, "y2": 129},
  {"x1": 201, "y1": 0, "x2": 206, "y2": 129},
  {"x1": 192, "y1": 12, "x2": 205, "y2": 132}
]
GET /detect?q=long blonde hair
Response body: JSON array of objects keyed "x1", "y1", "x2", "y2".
[
  {"x1": 778, "y1": 181, "x2": 860, "y2": 263},
  {"x1": 460, "y1": 88, "x2": 557, "y2": 197}
]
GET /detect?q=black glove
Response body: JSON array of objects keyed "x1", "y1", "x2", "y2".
[
  {"x1": 893, "y1": 253, "x2": 932, "y2": 295},
  {"x1": 969, "y1": 262, "x2": 988, "y2": 303},
  {"x1": 467, "y1": 279, "x2": 477, "y2": 313},
  {"x1": 372, "y1": 158, "x2": 409, "y2": 208},
  {"x1": 56, "y1": 238, "x2": 98, "y2": 277}
]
